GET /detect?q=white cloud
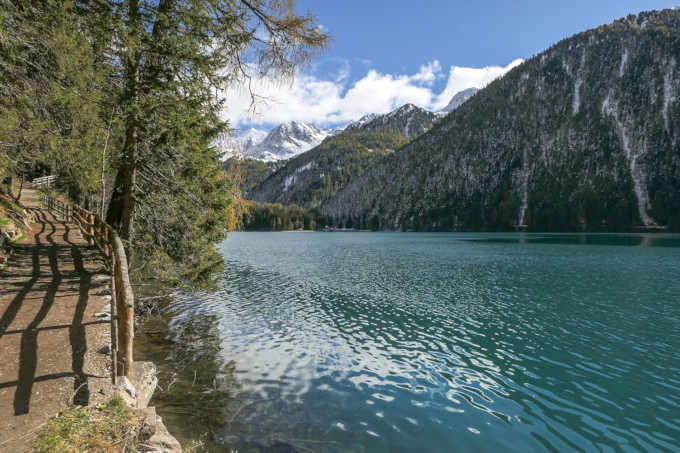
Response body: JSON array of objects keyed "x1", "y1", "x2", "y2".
[
  {"x1": 222, "y1": 58, "x2": 523, "y2": 129},
  {"x1": 432, "y1": 58, "x2": 524, "y2": 111},
  {"x1": 410, "y1": 60, "x2": 443, "y2": 86}
]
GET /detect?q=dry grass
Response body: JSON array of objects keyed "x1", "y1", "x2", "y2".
[{"x1": 32, "y1": 398, "x2": 143, "y2": 453}]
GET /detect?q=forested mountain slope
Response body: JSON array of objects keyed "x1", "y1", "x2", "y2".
[
  {"x1": 223, "y1": 158, "x2": 276, "y2": 196},
  {"x1": 321, "y1": 10, "x2": 680, "y2": 231}
]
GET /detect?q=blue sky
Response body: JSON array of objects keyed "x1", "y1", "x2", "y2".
[{"x1": 224, "y1": 1, "x2": 679, "y2": 131}]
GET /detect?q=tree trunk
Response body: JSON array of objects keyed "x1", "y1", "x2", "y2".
[
  {"x1": 106, "y1": 170, "x2": 125, "y2": 229},
  {"x1": 120, "y1": 118, "x2": 138, "y2": 243},
  {"x1": 5, "y1": 176, "x2": 14, "y2": 199},
  {"x1": 106, "y1": 105, "x2": 138, "y2": 246},
  {"x1": 105, "y1": 0, "x2": 140, "y2": 261},
  {"x1": 16, "y1": 174, "x2": 23, "y2": 201}
]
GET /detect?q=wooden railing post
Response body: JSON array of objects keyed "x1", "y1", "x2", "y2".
[
  {"x1": 87, "y1": 213, "x2": 95, "y2": 246},
  {"x1": 110, "y1": 269, "x2": 118, "y2": 383},
  {"x1": 102, "y1": 225, "x2": 110, "y2": 258},
  {"x1": 112, "y1": 235, "x2": 134, "y2": 380}
]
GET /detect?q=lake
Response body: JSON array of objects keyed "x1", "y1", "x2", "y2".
[{"x1": 136, "y1": 232, "x2": 680, "y2": 452}]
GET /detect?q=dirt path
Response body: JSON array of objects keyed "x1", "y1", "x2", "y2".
[{"x1": 0, "y1": 188, "x2": 114, "y2": 452}]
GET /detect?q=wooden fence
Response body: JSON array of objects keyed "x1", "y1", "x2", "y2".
[
  {"x1": 43, "y1": 195, "x2": 70, "y2": 222},
  {"x1": 43, "y1": 194, "x2": 135, "y2": 382},
  {"x1": 31, "y1": 175, "x2": 57, "y2": 188}
]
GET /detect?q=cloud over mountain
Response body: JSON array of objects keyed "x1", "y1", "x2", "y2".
[{"x1": 222, "y1": 58, "x2": 522, "y2": 129}]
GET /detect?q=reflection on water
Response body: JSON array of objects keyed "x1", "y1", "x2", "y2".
[
  {"x1": 136, "y1": 312, "x2": 240, "y2": 450},
  {"x1": 136, "y1": 233, "x2": 680, "y2": 452}
]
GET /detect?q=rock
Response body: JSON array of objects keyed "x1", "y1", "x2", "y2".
[
  {"x1": 132, "y1": 361, "x2": 158, "y2": 409},
  {"x1": 112, "y1": 362, "x2": 180, "y2": 452},
  {"x1": 99, "y1": 295, "x2": 112, "y2": 303},
  {"x1": 119, "y1": 376, "x2": 137, "y2": 399},
  {"x1": 114, "y1": 376, "x2": 138, "y2": 408},
  {"x1": 94, "y1": 311, "x2": 110, "y2": 319},
  {"x1": 95, "y1": 288, "x2": 112, "y2": 296},
  {"x1": 143, "y1": 415, "x2": 183, "y2": 453},
  {"x1": 138, "y1": 406, "x2": 158, "y2": 440}
]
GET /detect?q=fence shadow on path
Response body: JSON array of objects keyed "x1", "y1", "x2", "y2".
[{"x1": 0, "y1": 207, "x2": 104, "y2": 415}]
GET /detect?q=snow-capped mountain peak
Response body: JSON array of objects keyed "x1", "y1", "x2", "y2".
[
  {"x1": 215, "y1": 122, "x2": 330, "y2": 162},
  {"x1": 354, "y1": 103, "x2": 438, "y2": 139},
  {"x1": 250, "y1": 121, "x2": 330, "y2": 161},
  {"x1": 237, "y1": 128, "x2": 268, "y2": 154},
  {"x1": 341, "y1": 113, "x2": 380, "y2": 133}
]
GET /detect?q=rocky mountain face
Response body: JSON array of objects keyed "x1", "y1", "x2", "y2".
[
  {"x1": 439, "y1": 87, "x2": 478, "y2": 113},
  {"x1": 215, "y1": 128, "x2": 267, "y2": 159},
  {"x1": 234, "y1": 128, "x2": 268, "y2": 156},
  {"x1": 248, "y1": 121, "x2": 329, "y2": 161},
  {"x1": 351, "y1": 104, "x2": 439, "y2": 139},
  {"x1": 248, "y1": 104, "x2": 440, "y2": 207},
  {"x1": 320, "y1": 10, "x2": 680, "y2": 231},
  {"x1": 341, "y1": 113, "x2": 380, "y2": 133}
]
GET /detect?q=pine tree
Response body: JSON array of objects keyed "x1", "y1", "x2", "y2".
[{"x1": 0, "y1": 1, "x2": 114, "y2": 199}]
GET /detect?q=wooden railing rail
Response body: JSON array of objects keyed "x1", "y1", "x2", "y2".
[
  {"x1": 31, "y1": 175, "x2": 57, "y2": 188},
  {"x1": 42, "y1": 194, "x2": 70, "y2": 222},
  {"x1": 44, "y1": 194, "x2": 135, "y2": 382}
]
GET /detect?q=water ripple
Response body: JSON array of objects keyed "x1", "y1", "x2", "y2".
[{"x1": 141, "y1": 233, "x2": 680, "y2": 453}]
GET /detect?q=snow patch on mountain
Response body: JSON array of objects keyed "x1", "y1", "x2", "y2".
[
  {"x1": 341, "y1": 113, "x2": 380, "y2": 133},
  {"x1": 663, "y1": 61, "x2": 675, "y2": 130},
  {"x1": 619, "y1": 48, "x2": 629, "y2": 77},
  {"x1": 355, "y1": 104, "x2": 438, "y2": 139},
  {"x1": 439, "y1": 88, "x2": 479, "y2": 113}
]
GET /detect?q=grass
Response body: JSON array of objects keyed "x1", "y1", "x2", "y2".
[
  {"x1": 0, "y1": 216, "x2": 9, "y2": 226},
  {"x1": 32, "y1": 398, "x2": 143, "y2": 453}
]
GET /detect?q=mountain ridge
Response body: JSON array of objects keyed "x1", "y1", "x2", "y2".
[
  {"x1": 318, "y1": 9, "x2": 680, "y2": 231},
  {"x1": 248, "y1": 103, "x2": 442, "y2": 207},
  {"x1": 219, "y1": 88, "x2": 479, "y2": 162}
]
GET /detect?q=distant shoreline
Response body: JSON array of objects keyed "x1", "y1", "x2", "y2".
[{"x1": 236, "y1": 229, "x2": 680, "y2": 234}]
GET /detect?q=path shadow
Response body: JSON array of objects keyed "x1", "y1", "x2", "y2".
[
  {"x1": 13, "y1": 218, "x2": 59, "y2": 415},
  {"x1": 69, "y1": 243, "x2": 90, "y2": 406},
  {"x1": 0, "y1": 246, "x2": 41, "y2": 336},
  {"x1": 9, "y1": 208, "x2": 94, "y2": 414}
]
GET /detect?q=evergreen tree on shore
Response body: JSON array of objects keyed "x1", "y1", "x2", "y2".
[{"x1": 0, "y1": 0, "x2": 328, "y2": 281}]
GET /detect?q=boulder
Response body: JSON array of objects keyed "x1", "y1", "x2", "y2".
[{"x1": 141, "y1": 413, "x2": 183, "y2": 453}]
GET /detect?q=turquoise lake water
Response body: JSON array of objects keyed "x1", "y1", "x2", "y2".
[{"x1": 137, "y1": 232, "x2": 680, "y2": 452}]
